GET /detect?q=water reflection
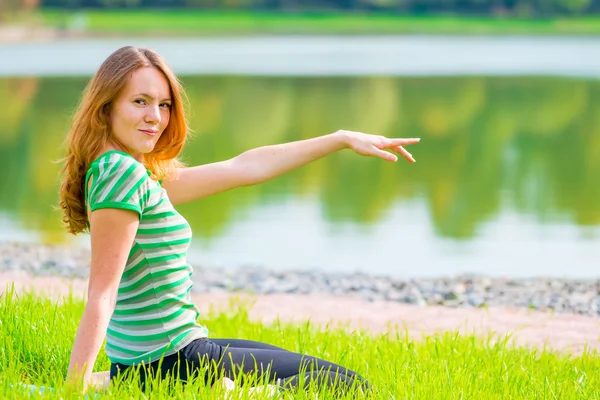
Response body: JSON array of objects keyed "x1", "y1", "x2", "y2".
[{"x1": 0, "y1": 75, "x2": 598, "y2": 276}]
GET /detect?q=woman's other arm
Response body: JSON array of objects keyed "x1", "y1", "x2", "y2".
[
  {"x1": 65, "y1": 208, "x2": 139, "y2": 392},
  {"x1": 162, "y1": 130, "x2": 420, "y2": 205}
]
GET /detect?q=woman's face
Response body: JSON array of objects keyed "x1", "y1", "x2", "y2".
[{"x1": 109, "y1": 67, "x2": 172, "y2": 160}]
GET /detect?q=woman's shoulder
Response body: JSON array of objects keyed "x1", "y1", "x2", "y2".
[
  {"x1": 86, "y1": 150, "x2": 154, "y2": 206},
  {"x1": 92, "y1": 149, "x2": 140, "y2": 167},
  {"x1": 90, "y1": 150, "x2": 150, "y2": 177},
  {"x1": 87, "y1": 150, "x2": 153, "y2": 196}
]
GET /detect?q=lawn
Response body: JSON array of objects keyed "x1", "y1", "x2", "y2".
[
  {"x1": 1, "y1": 287, "x2": 600, "y2": 399},
  {"x1": 35, "y1": 10, "x2": 600, "y2": 36}
]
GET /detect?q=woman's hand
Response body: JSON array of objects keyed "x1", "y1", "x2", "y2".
[
  {"x1": 89, "y1": 371, "x2": 110, "y2": 391},
  {"x1": 63, "y1": 371, "x2": 108, "y2": 396},
  {"x1": 338, "y1": 130, "x2": 421, "y2": 163}
]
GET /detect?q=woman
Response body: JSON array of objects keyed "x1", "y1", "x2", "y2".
[{"x1": 59, "y1": 46, "x2": 420, "y2": 395}]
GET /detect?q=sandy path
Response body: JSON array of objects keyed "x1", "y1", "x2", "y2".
[{"x1": 2, "y1": 271, "x2": 600, "y2": 356}]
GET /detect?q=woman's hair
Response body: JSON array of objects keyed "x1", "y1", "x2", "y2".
[{"x1": 59, "y1": 46, "x2": 189, "y2": 235}]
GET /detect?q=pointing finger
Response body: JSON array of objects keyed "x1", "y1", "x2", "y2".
[{"x1": 387, "y1": 138, "x2": 421, "y2": 147}]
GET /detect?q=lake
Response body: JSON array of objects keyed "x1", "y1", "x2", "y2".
[{"x1": 0, "y1": 37, "x2": 598, "y2": 278}]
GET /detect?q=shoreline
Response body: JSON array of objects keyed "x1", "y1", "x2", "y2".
[
  {"x1": 2, "y1": 241, "x2": 600, "y2": 317},
  {"x1": 3, "y1": 269, "x2": 600, "y2": 356},
  {"x1": 0, "y1": 25, "x2": 59, "y2": 44}
]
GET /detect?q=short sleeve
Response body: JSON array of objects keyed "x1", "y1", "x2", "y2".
[{"x1": 86, "y1": 154, "x2": 151, "y2": 219}]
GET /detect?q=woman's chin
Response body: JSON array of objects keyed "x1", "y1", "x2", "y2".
[{"x1": 135, "y1": 143, "x2": 157, "y2": 155}]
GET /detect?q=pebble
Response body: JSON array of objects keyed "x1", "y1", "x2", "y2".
[{"x1": 2, "y1": 241, "x2": 600, "y2": 316}]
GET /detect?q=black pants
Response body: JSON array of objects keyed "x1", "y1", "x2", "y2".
[{"x1": 110, "y1": 337, "x2": 370, "y2": 394}]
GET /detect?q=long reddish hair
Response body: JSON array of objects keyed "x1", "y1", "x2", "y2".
[{"x1": 59, "y1": 46, "x2": 189, "y2": 234}]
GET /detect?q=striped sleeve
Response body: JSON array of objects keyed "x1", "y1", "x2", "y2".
[{"x1": 87, "y1": 154, "x2": 150, "y2": 218}]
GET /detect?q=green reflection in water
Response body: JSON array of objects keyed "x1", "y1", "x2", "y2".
[{"x1": 0, "y1": 75, "x2": 598, "y2": 244}]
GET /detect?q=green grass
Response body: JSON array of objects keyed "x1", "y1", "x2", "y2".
[
  {"x1": 2, "y1": 286, "x2": 600, "y2": 399},
  {"x1": 33, "y1": 10, "x2": 600, "y2": 36}
]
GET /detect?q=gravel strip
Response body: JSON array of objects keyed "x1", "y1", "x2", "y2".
[{"x1": 2, "y1": 241, "x2": 599, "y2": 316}]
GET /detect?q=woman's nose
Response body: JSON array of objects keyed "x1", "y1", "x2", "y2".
[{"x1": 145, "y1": 105, "x2": 161, "y2": 124}]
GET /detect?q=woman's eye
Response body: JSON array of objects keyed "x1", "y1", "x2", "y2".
[
  {"x1": 134, "y1": 99, "x2": 146, "y2": 105},
  {"x1": 160, "y1": 103, "x2": 172, "y2": 109}
]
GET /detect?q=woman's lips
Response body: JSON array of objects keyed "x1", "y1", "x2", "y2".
[{"x1": 139, "y1": 129, "x2": 157, "y2": 137}]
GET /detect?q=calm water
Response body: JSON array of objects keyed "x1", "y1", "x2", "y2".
[
  {"x1": 2, "y1": 36, "x2": 600, "y2": 77},
  {"x1": 1, "y1": 75, "x2": 599, "y2": 278}
]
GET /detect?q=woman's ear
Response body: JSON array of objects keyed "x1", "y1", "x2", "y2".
[
  {"x1": 102, "y1": 103, "x2": 111, "y2": 121},
  {"x1": 101, "y1": 102, "x2": 113, "y2": 133}
]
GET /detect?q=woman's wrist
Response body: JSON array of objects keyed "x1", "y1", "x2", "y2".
[{"x1": 331, "y1": 130, "x2": 354, "y2": 149}]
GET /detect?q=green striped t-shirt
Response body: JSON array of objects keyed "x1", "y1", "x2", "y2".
[{"x1": 85, "y1": 150, "x2": 209, "y2": 365}]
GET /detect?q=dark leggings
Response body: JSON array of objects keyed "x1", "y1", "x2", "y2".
[{"x1": 110, "y1": 337, "x2": 370, "y2": 395}]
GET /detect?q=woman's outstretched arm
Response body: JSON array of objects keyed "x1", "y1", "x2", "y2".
[
  {"x1": 65, "y1": 208, "x2": 139, "y2": 392},
  {"x1": 162, "y1": 130, "x2": 420, "y2": 205}
]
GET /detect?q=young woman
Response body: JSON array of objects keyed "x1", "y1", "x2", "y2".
[{"x1": 59, "y1": 46, "x2": 420, "y2": 395}]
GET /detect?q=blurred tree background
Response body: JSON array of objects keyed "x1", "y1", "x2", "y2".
[
  {"x1": 2, "y1": 0, "x2": 599, "y2": 18},
  {"x1": 38, "y1": 0, "x2": 600, "y2": 16}
]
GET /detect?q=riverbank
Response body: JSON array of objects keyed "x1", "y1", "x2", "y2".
[
  {"x1": 3, "y1": 11, "x2": 600, "y2": 43},
  {"x1": 3, "y1": 241, "x2": 600, "y2": 356},
  {"x1": 3, "y1": 269, "x2": 600, "y2": 356},
  {"x1": 3, "y1": 241, "x2": 600, "y2": 316}
]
